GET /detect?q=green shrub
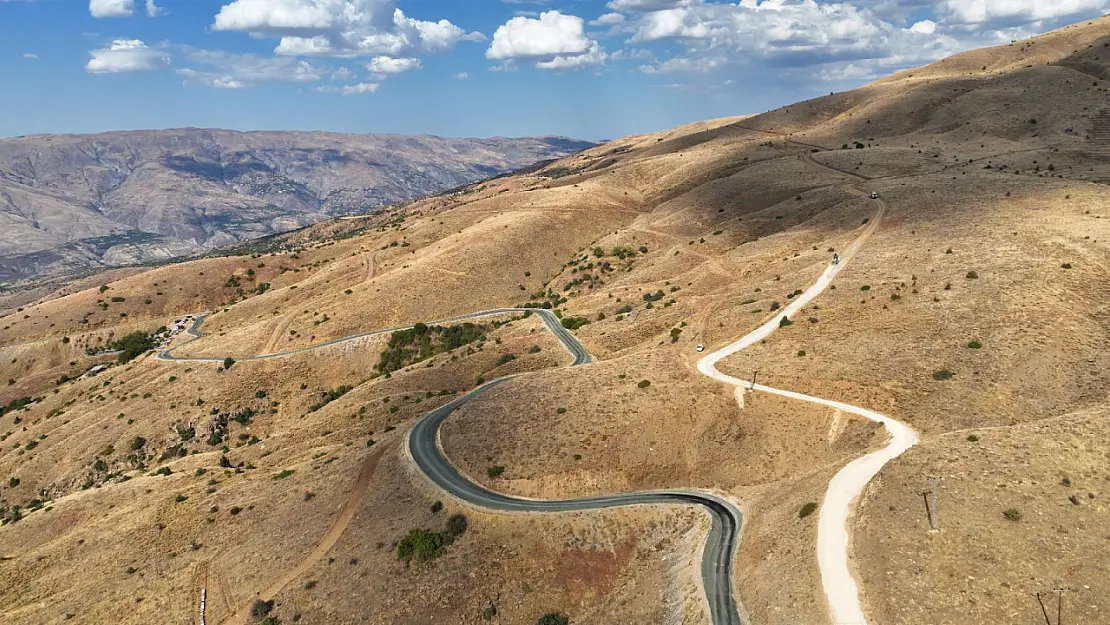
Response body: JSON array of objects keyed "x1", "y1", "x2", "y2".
[
  {"x1": 308, "y1": 385, "x2": 353, "y2": 412},
  {"x1": 556, "y1": 407, "x2": 566, "y2": 414},
  {"x1": 933, "y1": 369, "x2": 954, "y2": 381},
  {"x1": 560, "y1": 317, "x2": 590, "y2": 330},
  {"x1": 528, "y1": 345, "x2": 542, "y2": 354},
  {"x1": 130, "y1": 436, "x2": 147, "y2": 450},
  {"x1": 272, "y1": 469, "x2": 296, "y2": 480},
  {"x1": 251, "y1": 599, "x2": 275, "y2": 618},
  {"x1": 396, "y1": 526, "x2": 458, "y2": 563},
  {"x1": 967, "y1": 434, "x2": 980, "y2": 442},
  {"x1": 497, "y1": 354, "x2": 517, "y2": 366},
  {"x1": 637, "y1": 380, "x2": 651, "y2": 389},
  {"x1": 779, "y1": 317, "x2": 794, "y2": 327},
  {"x1": 1003, "y1": 508, "x2": 1022, "y2": 522},
  {"x1": 431, "y1": 501, "x2": 443, "y2": 514},
  {"x1": 536, "y1": 614, "x2": 569, "y2": 625},
  {"x1": 860, "y1": 285, "x2": 871, "y2": 291},
  {"x1": 799, "y1": 502, "x2": 818, "y2": 519},
  {"x1": 223, "y1": 357, "x2": 235, "y2": 370},
  {"x1": 966, "y1": 270, "x2": 978, "y2": 279},
  {"x1": 967, "y1": 341, "x2": 982, "y2": 349},
  {"x1": 487, "y1": 465, "x2": 505, "y2": 478}
]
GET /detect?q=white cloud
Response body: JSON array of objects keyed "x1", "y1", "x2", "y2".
[
  {"x1": 22, "y1": 53, "x2": 40, "y2": 59},
  {"x1": 178, "y1": 48, "x2": 326, "y2": 88},
  {"x1": 86, "y1": 39, "x2": 170, "y2": 73},
  {"x1": 536, "y1": 42, "x2": 608, "y2": 69},
  {"x1": 611, "y1": 47, "x2": 655, "y2": 60},
  {"x1": 90, "y1": 0, "x2": 134, "y2": 18},
  {"x1": 487, "y1": 10, "x2": 607, "y2": 70},
  {"x1": 589, "y1": 12, "x2": 626, "y2": 26},
  {"x1": 315, "y1": 82, "x2": 381, "y2": 94},
  {"x1": 212, "y1": 0, "x2": 485, "y2": 58},
  {"x1": 909, "y1": 19, "x2": 936, "y2": 34},
  {"x1": 640, "y1": 55, "x2": 723, "y2": 73},
  {"x1": 453, "y1": 72, "x2": 469, "y2": 79},
  {"x1": 145, "y1": 0, "x2": 164, "y2": 17},
  {"x1": 938, "y1": 0, "x2": 1110, "y2": 25},
  {"x1": 607, "y1": 0, "x2": 695, "y2": 11},
  {"x1": 366, "y1": 55, "x2": 421, "y2": 74}
]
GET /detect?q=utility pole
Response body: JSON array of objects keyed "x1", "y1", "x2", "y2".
[
  {"x1": 1036, "y1": 593, "x2": 1052, "y2": 625},
  {"x1": 925, "y1": 476, "x2": 941, "y2": 531},
  {"x1": 1053, "y1": 586, "x2": 1071, "y2": 625}
]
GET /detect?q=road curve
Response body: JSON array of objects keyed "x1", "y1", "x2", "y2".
[
  {"x1": 159, "y1": 308, "x2": 744, "y2": 625},
  {"x1": 697, "y1": 193, "x2": 919, "y2": 625}
]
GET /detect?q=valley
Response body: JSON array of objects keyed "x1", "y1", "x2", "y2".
[{"x1": 1, "y1": 14, "x2": 1109, "y2": 625}]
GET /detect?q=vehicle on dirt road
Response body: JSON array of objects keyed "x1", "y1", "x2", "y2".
[
  {"x1": 869, "y1": 192, "x2": 879, "y2": 199},
  {"x1": 832, "y1": 254, "x2": 840, "y2": 265},
  {"x1": 696, "y1": 344, "x2": 705, "y2": 352}
]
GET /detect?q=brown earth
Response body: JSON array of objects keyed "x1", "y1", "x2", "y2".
[{"x1": 1, "y1": 14, "x2": 1109, "y2": 625}]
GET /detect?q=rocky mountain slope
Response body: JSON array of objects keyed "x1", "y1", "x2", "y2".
[
  {"x1": 1, "y1": 14, "x2": 1109, "y2": 625},
  {"x1": 0, "y1": 130, "x2": 593, "y2": 282}
]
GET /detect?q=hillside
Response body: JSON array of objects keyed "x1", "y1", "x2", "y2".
[
  {"x1": 1, "y1": 14, "x2": 1108, "y2": 625},
  {"x1": 0, "y1": 130, "x2": 593, "y2": 282}
]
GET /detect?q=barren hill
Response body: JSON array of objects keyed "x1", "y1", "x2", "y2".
[
  {"x1": 0, "y1": 130, "x2": 593, "y2": 282},
  {"x1": 1, "y1": 14, "x2": 1108, "y2": 625}
]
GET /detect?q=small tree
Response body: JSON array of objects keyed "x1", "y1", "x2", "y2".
[
  {"x1": 223, "y1": 357, "x2": 236, "y2": 370},
  {"x1": 536, "y1": 614, "x2": 569, "y2": 625},
  {"x1": 446, "y1": 513, "x2": 468, "y2": 537}
]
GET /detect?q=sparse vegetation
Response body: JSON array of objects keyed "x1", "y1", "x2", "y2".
[
  {"x1": 933, "y1": 369, "x2": 954, "y2": 381},
  {"x1": 396, "y1": 513, "x2": 469, "y2": 563},
  {"x1": 487, "y1": 465, "x2": 505, "y2": 478},
  {"x1": 637, "y1": 379, "x2": 651, "y2": 389},
  {"x1": 308, "y1": 385, "x2": 354, "y2": 412},
  {"x1": 536, "y1": 614, "x2": 569, "y2": 625},
  {"x1": 1003, "y1": 508, "x2": 1022, "y2": 522},
  {"x1": 376, "y1": 322, "x2": 486, "y2": 375},
  {"x1": 799, "y1": 502, "x2": 818, "y2": 519}
]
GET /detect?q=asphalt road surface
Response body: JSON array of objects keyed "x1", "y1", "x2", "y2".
[{"x1": 160, "y1": 307, "x2": 745, "y2": 625}]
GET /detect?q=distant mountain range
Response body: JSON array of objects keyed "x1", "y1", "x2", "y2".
[{"x1": 0, "y1": 129, "x2": 594, "y2": 282}]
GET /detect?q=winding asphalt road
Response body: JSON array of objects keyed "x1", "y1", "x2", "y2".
[
  {"x1": 159, "y1": 307, "x2": 745, "y2": 625},
  {"x1": 159, "y1": 146, "x2": 914, "y2": 625}
]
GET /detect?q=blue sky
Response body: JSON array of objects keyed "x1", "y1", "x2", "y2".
[{"x1": 0, "y1": 0, "x2": 1106, "y2": 140}]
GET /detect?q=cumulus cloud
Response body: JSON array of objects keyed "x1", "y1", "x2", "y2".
[
  {"x1": 212, "y1": 0, "x2": 484, "y2": 58},
  {"x1": 23, "y1": 53, "x2": 40, "y2": 60},
  {"x1": 366, "y1": 55, "x2": 421, "y2": 74},
  {"x1": 453, "y1": 72, "x2": 469, "y2": 79},
  {"x1": 607, "y1": 0, "x2": 696, "y2": 11},
  {"x1": 177, "y1": 48, "x2": 326, "y2": 87},
  {"x1": 937, "y1": 0, "x2": 1110, "y2": 25},
  {"x1": 535, "y1": 42, "x2": 608, "y2": 69},
  {"x1": 86, "y1": 39, "x2": 170, "y2": 73},
  {"x1": 145, "y1": 0, "x2": 164, "y2": 17},
  {"x1": 487, "y1": 10, "x2": 607, "y2": 70},
  {"x1": 315, "y1": 82, "x2": 381, "y2": 94},
  {"x1": 589, "y1": 12, "x2": 627, "y2": 26},
  {"x1": 90, "y1": 0, "x2": 134, "y2": 18}
]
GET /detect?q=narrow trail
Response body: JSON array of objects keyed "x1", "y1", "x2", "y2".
[
  {"x1": 261, "y1": 313, "x2": 295, "y2": 355},
  {"x1": 220, "y1": 444, "x2": 391, "y2": 625},
  {"x1": 697, "y1": 151, "x2": 919, "y2": 625}
]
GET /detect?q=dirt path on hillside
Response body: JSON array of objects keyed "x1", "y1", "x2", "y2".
[{"x1": 220, "y1": 443, "x2": 392, "y2": 625}]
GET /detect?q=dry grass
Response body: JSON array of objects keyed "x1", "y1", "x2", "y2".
[{"x1": 1, "y1": 15, "x2": 1109, "y2": 625}]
